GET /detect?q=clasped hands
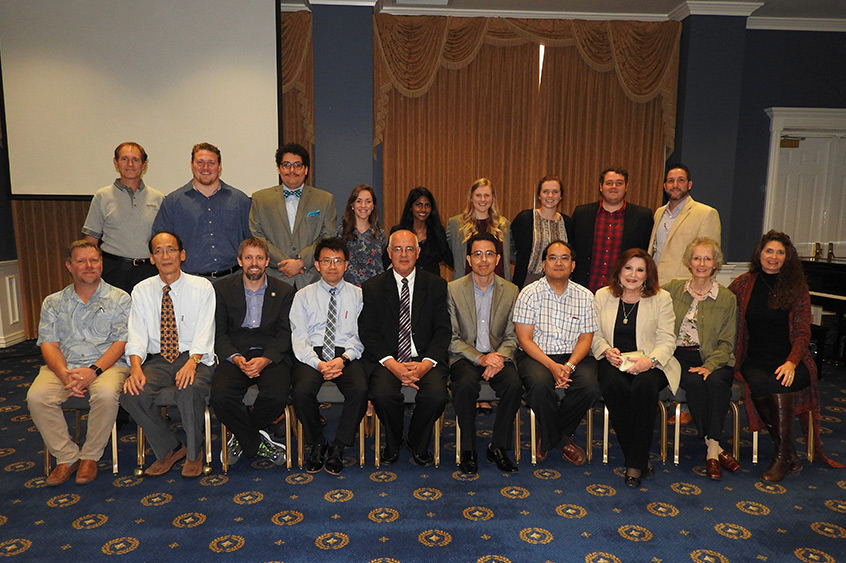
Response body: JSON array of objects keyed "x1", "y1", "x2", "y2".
[
  {"x1": 604, "y1": 348, "x2": 653, "y2": 375},
  {"x1": 385, "y1": 358, "x2": 434, "y2": 389}
]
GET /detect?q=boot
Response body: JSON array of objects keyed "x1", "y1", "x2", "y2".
[
  {"x1": 753, "y1": 393, "x2": 799, "y2": 482},
  {"x1": 772, "y1": 393, "x2": 802, "y2": 474}
]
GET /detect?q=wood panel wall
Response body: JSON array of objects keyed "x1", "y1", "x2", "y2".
[{"x1": 12, "y1": 200, "x2": 91, "y2": 339}]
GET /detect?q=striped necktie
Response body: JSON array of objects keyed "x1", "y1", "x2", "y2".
[
  {"x1": 397, "y1": 278, "x2": 412, "y2": 362},
  {"x1": 322, "y1": 287, "x2": 337, "y2": 361}
]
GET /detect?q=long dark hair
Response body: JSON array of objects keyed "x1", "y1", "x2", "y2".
[
  {"x1": 749, "y1": 230, "x2": 807, "y2": 310},
  {"x1": 398, "y1": 186, "x2": 450, "y2": 261},
  {"x1": 340, "y1": 184, "x2": 382, "y2": 242}
]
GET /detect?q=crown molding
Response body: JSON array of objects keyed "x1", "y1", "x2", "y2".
[
  {"x1": 378, "y1": 6, "x2": 666, "y2": 20},
  {"x1": 747, "y1": 16, "x2": 846, "y2": 32},
  {"x1": 669, "y1": 1, "x2": 763, "y2": 20}
]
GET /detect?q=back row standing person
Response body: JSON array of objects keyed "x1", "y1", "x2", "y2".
[
  {"x1": 337, "y1": 184, "x2": 385, "y2": 286},
  {"x1": 82, "y1": 142, "x2": 164, "y2": 294},
  {"x1": 511, "y1": 175, "x2": 570, "y2": 289},
  {"x1": 250, "y1": 143, "x2": 336, "y2": 290},
  {"x1": 568, "y1": 167, "x2": 653, "y2": 293},
  {"x1": 385, "y1": 187, "x2": 452, "y2": 277},
  {"x1": 152, "y1": 143, "x2": 251, "y2": 281},
  {"x1": 649, "y1": 164, "x2": 721, "y2": 285},
  {"x1": 447, "y1": 178, "x2": 512, "y2": 281}
]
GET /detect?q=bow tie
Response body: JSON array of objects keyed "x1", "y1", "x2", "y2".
[{"x1": 283, "y1": 188, "x2": 302, "y2": 198}]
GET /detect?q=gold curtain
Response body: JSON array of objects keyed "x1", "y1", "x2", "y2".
[
  {"x1": 374, "y1": 15, "x2": 681, "y2": 228},
  {"x1": 281, "y1": 11, "x2": 315, "y2": 152}
]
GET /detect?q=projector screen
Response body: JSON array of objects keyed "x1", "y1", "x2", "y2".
[{"x1": 0, "y1": 0, "x2": 279, "y2": 196}]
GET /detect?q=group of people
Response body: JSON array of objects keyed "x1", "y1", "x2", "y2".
[{"x1": 26, "y1": 141, "x2": 833, "y2": 491}]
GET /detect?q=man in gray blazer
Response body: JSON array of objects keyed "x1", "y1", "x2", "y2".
[
  {"x1": 448, "y1": 232, "x2": 522, "y2": 474},
  {"x1": 249, "y1": 143, "x2": 336, "y2": 289}
]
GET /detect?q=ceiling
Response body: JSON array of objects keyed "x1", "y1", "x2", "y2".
[{"x1": 290, "y1": 1, "x2": 846, "y2": 30}]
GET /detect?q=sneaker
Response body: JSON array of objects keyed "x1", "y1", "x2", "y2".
[
  {"x1": 259, "y1": 429, "x2": 287, "y2": 451},
  {"x1": 257, "y1": 431, "x2": 287, "y2": 466},
  {"x1": 221, "y1": 433, "x2": 242, "y2": 466}
]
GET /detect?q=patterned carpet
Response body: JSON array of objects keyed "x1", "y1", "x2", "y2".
[{"x1": 0, "y1": 339, "x2": 844, "y2": 562}]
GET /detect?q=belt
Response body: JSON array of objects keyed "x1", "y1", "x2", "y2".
[
  {"x1": 193, "y1": 265, "x2": 242, "y2": 278},
  {"x1": 102, "y1": 251, "x2": 150, "y2": 266}
]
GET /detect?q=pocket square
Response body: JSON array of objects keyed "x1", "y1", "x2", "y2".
[{"x1": 307, "y1": 210, "x2": 320, "y2": 217}]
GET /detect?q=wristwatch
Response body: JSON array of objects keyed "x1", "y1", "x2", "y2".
[
  {"x1": 341, "y1": 355, "x2": 351, "y2": 366},
  {"x1": 650, "y1": 357, "x2": 659, "y2": 367},
  {"x1": 191, "y1": 355, "x2": 201, "y2": 365},
  {"x1": 565, "y1": 361, "x2": 577, "y2": 371},
  {"x1": 88, "y1": 364, "x2": 102, "y2": 376}
]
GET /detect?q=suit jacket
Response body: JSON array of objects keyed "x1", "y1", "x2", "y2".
[
  {"x1": 567, "y1": 200, "x2": 654, "y2": 288},
  {"x1": 648, "y1": 196, "x2": 720, "y2": 285},
  {"x1": 446, "y1": 215, "x2": 513, "y2": 281},
  {"x1": 359, "y1": 268, "x2": 450, "y2": 365},
  {"x1": 447, "y1": 273, "x2": 519, "y2": 366},
  {"x1": 591, "y1": 287, "x2": 681, "y2": 393},
  {"x1": 249, "y1": 184, "x2": 336, "y2": 287},
  {"x1": 213, "y1": 274, "x2": 296, "y2": 366}
]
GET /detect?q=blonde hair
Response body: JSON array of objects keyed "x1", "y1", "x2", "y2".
[
  {"x1": 682, "y1": 237, "x2": 724, "y2": 273},
  {"x1": 459, "y1": 178, "x2": 507, "y2": 243}
]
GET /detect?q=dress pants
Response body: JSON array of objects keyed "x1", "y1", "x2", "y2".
[
  {"x1": 517, "y1": 353, "x2": 600, "y2": 450},
  {"x1": 210, "y1": 350, "x2": 289, "y2": 457},
  {"x1": 676, "y1": 349, "x2": 734, "y2": 441},
  {"x1": 598, "y1": 357, "x2": 668, "y2": 472},
  {"x1": 741, "y1": 358, "x2": 810, "y2": 398},
  {"x1": 101, "y1": 253, "x2": 157, "y2": 294},
  {"x1": 120, "y1": 352, "x2": 212, "y2": 460},
  {"x1": 369, "y1": 358, "x2": 449, "y2": 455},
  {"x1": 449, "y1": 359, "x2": 522, "y2": 452},
  {"x1": 292, "y1": 351, "x2": 368, "y2": 447},
  {"x1": 27, "y1": 364, "x2": 128, "y2": 465}
]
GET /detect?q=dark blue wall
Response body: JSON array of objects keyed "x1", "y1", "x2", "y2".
[
  {"x1": 311, "y1": 5, "x2": 377, "y2": 222},
  {"x1": 667, "y1": 15, "x2": 747, "y2": 259},
  {"x1": 0, "y1": 53, "x2": 17, "y2": 261},
  {"x1": 729, "y1": 29, "x2": 846, "y2": 260}
]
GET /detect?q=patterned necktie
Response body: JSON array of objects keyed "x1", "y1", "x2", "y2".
[
  {"x1": 397, "y1": 278, "x2": 412, "y2": 362},
  {"x1": 283, "y1": 188, "x2": 302, "y2": 198},
  {"x1": 322, "y1": 287, "x2": 337, "y2": 361},
  {"x1": 160, "y1": 284, "x2": 179, "y2": 363}
]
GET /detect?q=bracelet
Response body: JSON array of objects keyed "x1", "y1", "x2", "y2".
[{"x1": 565, "y1": 362, "x2": 577, "y2": 371}]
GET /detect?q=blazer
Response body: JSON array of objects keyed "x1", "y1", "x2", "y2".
[
  {"x1": 567, "y1": 200, "x2": 654, "y2": 288},
  {"x1": 249, "y1": 184, "x2": 337, "y2": 287},
  {"x1": 591, "y1": 287, "x2": 681, "y2": 393},
  {"x1": 648, "y1": 196, "x2": 721, "y2": 285},
  {"x1": 358, "y1": 268, "x2": 450, "y2": 365},
  {"x1": 213, "y1": 274, "x2": 296, "y2": 366},
  {"x1": 447, "y1": 273, "x2": 519, "y2": 366},
  {"x1": 446, "y1": 215, "x2": 513, "y2": 281},
  {"x1": 510, "y1": 208, "x2": 570, "y2": 288},
  {"x1": 663, "y1": 279, "x2": 736, "y2": 372}
]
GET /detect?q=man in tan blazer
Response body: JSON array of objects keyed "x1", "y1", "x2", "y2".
[
  {"x1": 648, "y1": 164, "x2": 721, "y2": 285},
  {"x1": 249, "y1": 143, "x2": 336, "y2": 289},
  {"x1": 448, "y1": 232, "x2": 522, "y2": 474}
]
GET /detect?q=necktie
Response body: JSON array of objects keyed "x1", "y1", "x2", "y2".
[
  {"x1": 322, "y1": 287, "x2": 337, "y2": 361},
  {"x1": 397, "y1": 278, "x2": 411, "y2": 363},
  {"x1": 160, "y1": 284, "x2": 179, "y2": 363},
  {"x1": 283, "y1": 188, "x2": 302, "y2": 198}
]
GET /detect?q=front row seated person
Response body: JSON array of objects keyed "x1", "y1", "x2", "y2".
[
  {"x1": 592, "y1": 248, "x2": 680, "y2": 489},
  {"x1": 360, "y1": 227, "x2": 451, "y2": 466},
  {"x1": 211, "y1": 237, "x2": 294, "y2": 466},
  {"x1": 448, "y1": 232, "x2": 522, "y2": 474},
  {"x1": 27, "y1": 240, "x2": 130, "y2": 486},
  {"x1": 513, "y1": 240, "x2": 600, "y2": 466},
  {"x1": 290, "y1": 237, "x2": 369, "y2": 474},
  {"x1": 121, "y1": 231, "x2": 216, "y2": 478}
]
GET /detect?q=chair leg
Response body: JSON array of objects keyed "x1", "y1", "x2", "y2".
[
  {"x1": 358, "y1": 418, "x2": 366, "y2": 468},
  {"x1": 285, "y1": 405, "x2": 293, "y2": 471},
  {"x1": 43, "y1": 442, "x2": 51, "y2": 477},
  {"x1": 203, "y1": 406, "x2": 212, "y2": 475},
  {"x1": 586, "y1": 407, "x2": 593, "y2": 463},
  {"x1": 135, "y1": 425, "x2": 146, "y2": 477},
  {"x1": 752, "y1": 431, "x2": 759, "y2": 465},
  {"x1": 807, "y1": 415, "x2": 814, "y2": 462},
  {"x1": 730, "y1": 402, "x2": 740, "y2": 461},
  {"x1": 658, "y1": 401, "x2": 668, "y2": 465},
  {"x1": 602, "y1": 406, "x2": 610, "y2": 465},
  {"x1": 374, "y1": 416, "x2": 381, "y2": 468},
  {"x1": 454, "y1": 416, "x2": 461, "y2": 466},
  {"x1": 529, "y1": 408, "x2": 537, "y2": 465},
  {"x1": 434, "y1": 412, "x2": 443, "y2": 467},
  {"x1": 673, "y1": 402, "x2": 681, "y2": 466},
  {"x1": 514, "y1": 409, "x2": 521, "y2": 463},
  {"x1": 111, "y1": 422, "x2": 119, "y2": 475},
  {"x1": 220, "y1": 423, "x2": 230, "y2": 474}
]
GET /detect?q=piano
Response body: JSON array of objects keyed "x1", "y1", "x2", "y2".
[{"x1": 803, "y1": 258, "x2": 846, "y2": 363}]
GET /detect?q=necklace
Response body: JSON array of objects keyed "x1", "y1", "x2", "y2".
[
  {"x1": 690, "y1": 283, "x2": 711, "y2": 298},
  {"x1": 621, "y1": 300, "x2": 639, "y2": 325}
]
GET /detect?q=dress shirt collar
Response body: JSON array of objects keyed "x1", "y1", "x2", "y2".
[
  {"x1": 473, "y1": 277, "x2": 494, "y2": 296},
  {"x1": 114, "y1": 178, "x2": 146, "y2": 194},
  {"x1": 392, "y1": 268, "x2": 416, "y2": 287},
  {"x1": 665, "y1": 194, "x2": 690, "y2": 218},
  {"x1": 598, "y1": 199, "x2": 626, "y2": 215},
  {"x1": 156, "y1": 270, "x2": 185, "y2": 292},
  {"x1": 71, "y1": 279, "x2": 107, "y2": 304},
  {"x1": 244, "y1": 276, "x2": 268, "y2": 296},
  {"x1": 318, "y1": 278, "x2": 346, "y2": 295},
  {"x1": 684, "y1": 278, "x2": 718, "y2": 300}
]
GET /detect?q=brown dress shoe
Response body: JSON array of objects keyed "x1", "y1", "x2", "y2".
[
  {"x1": 46, "y1": 460, "x2": 80, "y2": 486},
  {"x1": 561, "y1": 436, "x2": 586, "y2": 466},
  {"x1": 535, "y1": 435, "x2": 548, "y2": 462},
  {"x1": 182, "y1": 455, "x2": 204, "y2": 478},
  {"x1": 706, "y1": 458, "x2": 722, "y2": 480},
  {"x1": 718, "y1": 451, "x2": 740, "y2": 472},
  {"x1": 75, "y1": 459, "x2": 98, "y2": 485},
  {"x1": 144, "y1": 444, "x2": 186, "y2": 477}
]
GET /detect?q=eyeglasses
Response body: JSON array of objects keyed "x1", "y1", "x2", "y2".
[
  {"x1": 545, "y1": 255, "x2": 572, "y2": 263},
  {"x1": 318, "y1": 257, "x2": 346, "y2": 266},
  {"x1": 470, "y1": 250, "x2": 497, "y2": 258},
  {"x1": 390, "y1": 246, "x2": 417, "y2": 254},
  {"x1": 280, "y1": 162, "x2": 305, "y2": 170},
  {"x1": 153, "y1": 248, "x2": 180, "y2": 256}
]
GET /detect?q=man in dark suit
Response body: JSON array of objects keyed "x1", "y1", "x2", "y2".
[
  {"x1": 448, "y1": 233, "x2": 522, "y2": 474},
  {"x1": 568, "y1": 167, "x2": 653, "y2": 292},
  {"x1": 249, "y1": 143, "x2": 336, "y2": 289},
  {"x1": 359, "y1": 227, "x2": 450, "y2": 466},
  {"x1": 210, "y1": 237, "x2": 295, "y2": 466}
]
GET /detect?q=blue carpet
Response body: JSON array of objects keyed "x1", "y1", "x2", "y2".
[{"x1": 1, "y1": 339, "x2": 844, "y2": 562}]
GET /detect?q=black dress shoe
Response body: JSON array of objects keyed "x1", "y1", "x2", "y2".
[
  {"x1": 459, "y1": 450, "x2": 478, "y2": 474},
  {"x1": 405, "y1": 439, "x2": 434, "y2": 467},
  {"x1": 625, "y1": 475, "x2": 642, "y2": 489},
  {"x1": 486, "y1": 444, "x2": 518, "y2": 473},
  {"x1": 324, "y1": 444, "x2": 345, "y2": 475},
  {"x1": 306, "y1": 442, "x2": 327, "y2": 473},
  {"x1": 380, "y1": 447, "x2": 399, "y2": 466}
]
